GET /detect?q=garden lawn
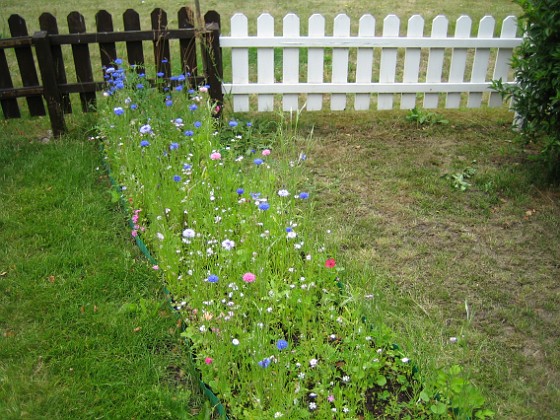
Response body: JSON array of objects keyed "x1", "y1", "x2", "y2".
[
  {"x1": 0, "y1": 118, "x2": 206, "y2": 419},
  {"x1": 297, "y1": 108, "x2": 560, "y2": 419}
]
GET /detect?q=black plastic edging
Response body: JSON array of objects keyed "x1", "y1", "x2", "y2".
[{"x1": 100, "y1": 144, "x2": 229, "y2": 419}]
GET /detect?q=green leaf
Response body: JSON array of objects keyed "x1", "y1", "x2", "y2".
[
  {"x1": 419, "y1": 390, "x2": 431, "y2": 402},
  {"x1": 376, "y1": 375, "x2": 387, "y2": 387},
  {"x1": 430, "y1": 401, "x2": 448, "y2": 415}
]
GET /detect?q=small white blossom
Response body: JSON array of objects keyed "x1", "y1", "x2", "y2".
[{"x1": 232, "y1": 338, "x2": 240, "y2": 346}]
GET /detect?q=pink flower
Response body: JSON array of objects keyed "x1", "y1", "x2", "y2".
[
  {"x1": 152, "y1": 265, "x2": 159, "y2": 270},
  {"x1": 325, "y1": 258, "x2": 336, "y2": 268},
  {"x1": 131, "y1": 230, "x2": 138, "y2": 237},
  {"x1": 328, "y1": 395, "x2": 335, "y2": 403},
  {"x1": 262, "y1": 149, "x2": 271, "y2": 156},
  {"x1": 210, "y1": 152, "x2": 221, "y2": 160},
  {"x1": 204, "y1": 357, "x2": 213, "y2": 365},
  {"x1": 242, "y1": 272, "x2": 256, "y2": 283}
]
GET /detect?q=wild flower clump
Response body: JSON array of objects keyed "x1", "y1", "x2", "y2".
[{"x1": 98, "y1": 62, "x2": 487, "y2": 418}]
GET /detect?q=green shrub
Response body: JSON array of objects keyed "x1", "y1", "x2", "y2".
[{"x1": 492, "y1": 0, "x2": 560, "y2": 179}]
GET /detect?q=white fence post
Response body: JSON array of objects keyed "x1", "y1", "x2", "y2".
[
  {"x1": 257, "y1": 14, "x2": 275, "y2": 112},
  {"x1": 401, "y1": 15, "x2": 424, "y2": 109},
  {"x1": 354, "y1": 14, "x2": 375, "y2": 111},
  {"x1": 307, "y1": 14, "x2": 325, "y2": 111},
  {"x1": 230, "y1": 13, "x2": 249, "y2": 112},
  {"x1": 378, "y1": 15, "x2": 400, "y2": 110}
]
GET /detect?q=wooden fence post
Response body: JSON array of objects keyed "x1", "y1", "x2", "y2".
[
  {"x1": 32, "y1": 30, "x2": 66, "y2": 136},
  {"x1": 203, "y1": 11, "x2": 224, "y2": 110}
]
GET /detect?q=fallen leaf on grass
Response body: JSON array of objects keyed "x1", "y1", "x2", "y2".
[
  {"x1": 3, "y1": 330, "x2": 16, "y2": 338},
  {"x1": 133, "y1": 327, "x2": 142, "y2": 333},
  {"x1": 524, "y1": 209, "x2": 537, "y2": 220},
  {"x1": 48, "y1": 275, "x2": 55, "y2": 283},
  {"x1": 0, "y1": 271, "x2": 7, "y2": 277}
]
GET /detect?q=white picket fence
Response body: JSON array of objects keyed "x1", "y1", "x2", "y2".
[{"x1": 219, "y1": 13, "x2": 522, "y2": 112}]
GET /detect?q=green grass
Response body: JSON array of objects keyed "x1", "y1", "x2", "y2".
[
  {"x1": 0, "y1": 117, "x2": 207, "y2": 418},
  {"x1": 291, "y1": 108, "x2": 560, "y2": 419}
]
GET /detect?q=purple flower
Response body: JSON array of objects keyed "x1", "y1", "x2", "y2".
[
  {"x1": 194, "y1": 121, "x2": 202, "y2": 128},
  {"x1": 207, "y1": 274, "x2": 219, "y2": 283},
  {"x1": 130, "y1": 103, "x2": 138, "y2": 110},
  {"x1": 247, "y1": 122, "x2": 253, "y2": 127},
  {"x1": 170, "y1": 142, "x2": 179, "y2": 150},
  {"x1": 254, "y1": 158, "x2": 263, "y2": 166},
  {"x1": 236, "y1": 188, "x2": 244, "y2": 195},
  {"x1": 184, "y1": 130, "x2": 194, "y2": 137},
  {"x1": 113, "y1": 107, "x2": 124, "y2": 116},
  {"x1": 276, "y1": 339, "x2": 288, "y2": 350},
  {"x1": 258, "y1": 202, "x2": 270, "y2": 211},
  {"x1": 299, "y1": 192, "x2": 309, "y2": 199},
  {"x1": 140, "y1": 140, "x2": 150, "y2": 147},
  {"x1": 114, "y1": 58, "x2": 123, "y2": 65},
  {"x1": 189, "y1": 104, "x2": 198, "y2": 111},
  {"x1": 229, "y1": 120, "x2": 238, "y2": 128},
  {"x1": 183, "y1": 164, "x2": 192, "y2": 170},
  {"x1": 165, "y1": 99, "x2": 173, "y2": 107},
  {"x1": 157, "y1": 72, "x2": 165, "y2": 77},
  {"x1": 258, "y1": 358, "x2": 271, "y2": 368},
  {"x1": 136, "y1": 83, "x2": 144, "y2": 89},
  {"x1": 173, "y1": 175, "x2": 181, "y2": 182}
]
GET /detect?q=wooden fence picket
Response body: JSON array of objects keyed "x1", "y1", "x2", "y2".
[
  {"x1": 231, "y1": 13, "x2": 249, "y2": 112},
  {"x1": 490, "y1": 16, "x2": 518, "y2": 107},
  {"x1": 177, "y1": 7, "x2": 198, "y2": 79},
  {"x1": 307, "y1": 14, "x2": 325, "y2": 111},
  {"x1": 96, "y1": 10, "x2": 118, "y2": 72},
  {"x1": 378, "y1": 15, "x2": 399, "y2": 110},
  {"x1": 39, "y1": 13, "x2": 72, "y2": 113},
  {"x1": 401, "y1": 15, "x2": 423, "y2": 109},
  {"x1": 446, "y1": 15, "x2": 471, "y2": 108},
  {"x1": 123, "y1": 9, "x2": 145, "y2": 70},
  {"x1": 354, "y1": 14, "x2": 375, "y2": 111},
  {"x1": 8, "y1": 14, "x2": 45, "y2": 116},
  {"x1": 282, "y1": 13, "x2": 300, "y2": 112},
  {"x1": 331, "y1": 14, "x2": 350, "y2": 111},
  {"x1": 151, "y1": 8, "x2": 171, "y2": 78},
  {"x1": 423, "y1": 15, "x2": 448, "y2": 109},
  {"x1": 67, "y1": 12, "x2": 96, "y2": 112},
  {"x1": 468, "y1": 16, "x2": 495, "y2": 108},
  {"x1": 0, "y1": 45, "x2": 20, "y2": 118}
]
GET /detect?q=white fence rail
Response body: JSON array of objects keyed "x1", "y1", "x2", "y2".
[{"x1": 220, "y1": 13, "x2": 522, "y2": 112}]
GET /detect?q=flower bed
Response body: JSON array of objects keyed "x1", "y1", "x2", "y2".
[{"x1": 97, "y1": 63, "x2": 487, "y2": 419}]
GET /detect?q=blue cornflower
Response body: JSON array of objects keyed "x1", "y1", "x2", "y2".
[
  {"x1": 207, "y1": 274, "x2": 219, "y2": 283},
  {"x1": 276, "y1": 339, "x2": 288, "y2": 350},
  {"x1": 175, "y1": 85, "x2": 184, "y2": 92},
  {"x1": 258, "y1": 202, "x2": 270, "y2": 211},
  {"x1": 113, "y1": 107, "x2": 124, "y2": 116},
  {"x1": 188, "y1": 89, "x2": 195, "y2": 94},
  {"x1": 114, "y1": 58, "x2": 123, "y2": 65},
  {"x1": 170, "y1": 142, "x2": 179, "y2": 150},
  {"x1": 254, "y1": 158, "x2": 263, "y2": 166},
  {"x1": 161, "y1": 58, "x2": 168, "y2": 63},
  {"x1": 189, "y1": 104, "x2": 198, "y2": 111},
  {"x1": 229, "y1": 120, "x2": 238, "y2": 128},
  {"x1": 236, "y1": 188, "x2": 244, "y2": 195},
  {"x1": 246, "y1": 122, "x2": 253, "y2": 127},
  {"x1": 285, "y1": 227, "x2": 293, "y2": 232},
  {"x1": 299, "y1": 192, "x2": 309, "y2": 199},
  {"x1": 183, "y1": 163, "x2": 192, "y2": 170},
  {"x1": 250, "y1": 192, "x2": 261, "y2": 200},
  {"x1": 177, "y1": 74, "x2": 186, "y2": 82},
  {"x1": 130, "y1": 103, "x2": 138, "y2": 110},
  {"x1": 299, "y1": 152, "x2": 307, "y2": 161},
  {"x1": 184, "y1": 130, "x2": 194, "y2": 137},
  {"x1": 138, "y1": 73, "x2": 145, "y2": 78},
  {"x1": 157, "y1": 72, "x2": 165, "y2": 77},
  {"x1": 173, "y1": 175, "x2": 181, "y2": 182},
  {"x1": 258, "y1": 358, "x2": 271, "y2": 368},
  {"x1": 194, "y1": 121, "x2": 202, "y2": 128},
  {"x1": 136, "y1": 83, "x2": 144, "y2": 89},
  {"x1": 165, "y1": 99, "x2": 173, "y2": 107},
  {"x1": 115, "y1": 81, "x2": 124, "y2": 90},
  {"x1": 140, "y1": 140, "x2": 150, "y2": 147}
]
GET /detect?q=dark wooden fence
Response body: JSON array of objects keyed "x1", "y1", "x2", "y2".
[{"x1": 0, "y1": 7, "x2": 223, "y2": 136}]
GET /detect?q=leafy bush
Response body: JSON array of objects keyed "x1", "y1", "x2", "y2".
[{"x1": 492, "y1": 0, "x2": 560, "y2": 179}]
